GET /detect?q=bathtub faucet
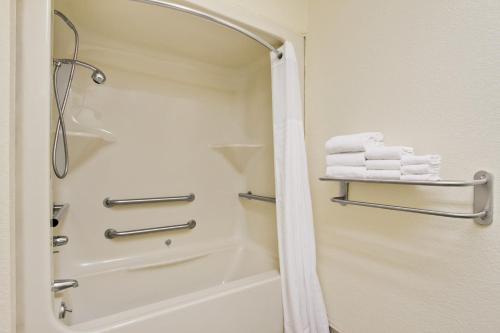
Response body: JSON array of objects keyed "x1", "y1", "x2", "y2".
[{"x1": 52, "y1": 279, "x2": 79, "y2": 292}]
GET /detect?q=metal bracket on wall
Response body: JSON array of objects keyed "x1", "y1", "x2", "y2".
[{"x1": 320, "y1": 170, "x2": 493, "y2": 225}]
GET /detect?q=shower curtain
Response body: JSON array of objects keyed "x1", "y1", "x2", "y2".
[{"x1": 270, "y1": 42, "x2": 329, "y2": 333}]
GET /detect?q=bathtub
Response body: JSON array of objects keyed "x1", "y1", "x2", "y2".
[{"x1": 57, "y1": 243, "x2": 283, "y2": 332}]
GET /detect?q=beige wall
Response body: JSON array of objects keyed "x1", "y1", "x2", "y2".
[
  {"x1": 195, "y1": 0, "x2": 308, "y2": 34},
  {"x1": 0, "y1": 0, "x2": 16, "y2": 332},
  {"x1": 306, "y1": 1, "x2": 500, "y2": 332}
]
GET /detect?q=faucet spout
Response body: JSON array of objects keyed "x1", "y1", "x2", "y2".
[{"x1": 52, "y1": 279, "x2": 79, "y2": 292}]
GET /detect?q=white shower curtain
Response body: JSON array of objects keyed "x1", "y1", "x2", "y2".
[{"x1": 270, "y1": 42, "x2": 330, "y2": 333}]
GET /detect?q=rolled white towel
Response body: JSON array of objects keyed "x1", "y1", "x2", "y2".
[
  {"x1": 366, "y1": 160, "x2": 401, "y2": 170},
  {"x1": 402, "y1": 154, "x2": 441, "y2": 166},
  {"x1": 402, "y1": 164, "x2": 440, "y2": 175},
  {"x1": 401, "y1": 174, "x2": 441, "y2": 181},
  {"x1": 326, "y1": 166, "x2": 367, "y2": 179},
  {"x1": 325, "y1": 132, "x2": 383, "y2": 154},
  {"x1": 365, "y1": 146, "x2": 414, "y2": 160},
  {"x1": 366, "y1": 170, "x2": 401, "y2": 180},
  {"x1": 326, "y1": 152, "x2": 366, "y2": 167}
]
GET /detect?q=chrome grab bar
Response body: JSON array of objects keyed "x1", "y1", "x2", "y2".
[
  {"x1": 105, "y1": 220, "x2": 196, "y2": 239},
  {"x1": 238, "y1": 191, "x2": 276, "y2": 203},
  {"x1": 320, "y1": 170, "x2": 493, "y2": 225},
  {"x1": 331, "y1": 197, "x2": 487, "y2": 219},
  {"x1": 103, "y1": 194, "x2": 195, "y2": 208}
]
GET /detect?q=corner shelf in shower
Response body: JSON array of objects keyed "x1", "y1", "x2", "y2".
[
  {"x1": 66, "y1": 131, "x2": 116, "y2": 170},
  {"x1": 210, "y1": 144, "x2": 263, "y2": 172}
]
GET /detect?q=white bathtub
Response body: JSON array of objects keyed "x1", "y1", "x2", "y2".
[{"x1": 57, "y1": 244, "x2": 283, "y2": 332}]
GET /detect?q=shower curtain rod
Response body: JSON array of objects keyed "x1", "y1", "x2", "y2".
[{"x1": 131, "y1": 0, "x2": 283, "y2": 58}]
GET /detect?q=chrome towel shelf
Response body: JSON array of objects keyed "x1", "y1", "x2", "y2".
[
  {"x1": 103, "y1": 193, "x2": 195, "y2": 208},
  {"x1": 239, "y1": 191, "x2": 276, "y2": 203},
  {"x1": 320, "y1": 170, "x2": 493, "y2": 225},
  {"x1": 105, "y1": 220, "x2": 196, "y2": 239}
]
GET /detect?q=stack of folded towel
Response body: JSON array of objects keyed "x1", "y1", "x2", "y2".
[
  {"x1": 325, "y1": 132, "x2": 442, "y2": 181},
  {"x1": 325, "y1": 132, "x2": 383, "y2": 179},
  {"x1": 364, "y1": 145, "x2": 414, "y2": 180},
  {"x1": 401, "y1": 155, "x2": 441, "y2": 181}
]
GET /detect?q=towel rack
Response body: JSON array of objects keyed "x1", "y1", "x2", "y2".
[
  {"x1": 104, "y1": 220, "x2": 196, "y2": 239},
  {"x1": 238, "y1": 191, "x2": 276, "y2": 203},
  {"x1": 103, "y1": 193, "x2": 195, "y2": 208},
  {"x1": 320, "y1": 170, "x2": 493, "y2": 225}
]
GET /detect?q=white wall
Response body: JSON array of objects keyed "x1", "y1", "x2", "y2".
[
  {"x1": 306, "y1": 1, "x2": 500, "y2": 332},
  {"x1": 0, "y1": 0, "x2": 16, "y2": 332}
]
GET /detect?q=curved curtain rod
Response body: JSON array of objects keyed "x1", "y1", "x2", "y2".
[{"x1": 131, "y1": 0, "x2": 283, "y2": 58}]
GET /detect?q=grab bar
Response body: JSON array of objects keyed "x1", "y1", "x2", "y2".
[
  {"x1": 320, "y1": 170, "x2": 493, "y2": 225},
  {"x1": 103, "y1": 194, "x2": 195, "y2": 208},
  {"x1": 104, "y1": 220, "x2": 196, "y2": 239},
  {"x1": 238, "y1": 191, "x2": 276, "y2": 203}
]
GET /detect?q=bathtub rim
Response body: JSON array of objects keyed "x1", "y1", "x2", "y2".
[{"x1": 70, "y1": 270, "x2": 280, "y2": 331}]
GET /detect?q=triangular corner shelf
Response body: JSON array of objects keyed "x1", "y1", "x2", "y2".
[
  {"x1": 67, "y1": 130, "x2": 115, "y2": 170},
  {"x1": 210, "y1": 144, "x2": 263, "y2": 172}
]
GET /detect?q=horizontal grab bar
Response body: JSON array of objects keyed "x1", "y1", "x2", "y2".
[
  {"x1": 105, "y1": 220, "x2": 196, "y2": 239},
  {"x1": 239, "y1": 191, "x2": 276, "y2": 203},
  {"x1": 103, "y1": 194, "x2": 195, "y2": 207},
  {"x1": 331, "y1": 197, "x2": 488, "y2": 219}
]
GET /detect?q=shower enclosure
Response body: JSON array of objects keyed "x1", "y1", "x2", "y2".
[{"x1": 16, "y1": 0, "x2": 304, "y2": 332}]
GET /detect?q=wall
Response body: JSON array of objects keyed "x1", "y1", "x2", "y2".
[
  {"x1": 51, "y1": 0, "x2": 277, "y2": 277},
  {"x1": 306, "y1": 1, "x2": 500, "y2": 332},
  {"x1": 0, "y1": 0, "x2": 16, "y2": 332},
  {"x1": 194, "y1": 0, "x2": 308, "y2": 35}
]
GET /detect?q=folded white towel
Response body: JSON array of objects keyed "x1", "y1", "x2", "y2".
[
  {"x1": 402, "y1": 154, "x2": 441, "y2": 166},
  {"x1": 366, "y1": 160, "x2": 401, "y2": 170},
  {"x1": 325, "y1": 132, "x2": 383, "y2": 154},
  {"x1": 401, "y1": 174, "x2": 441, "y2": 181},
  {"x1": 365, "y1": 146, "x2": 414, "y2": 160},
  {"x1": 401, "y1": 164, "x2": 440, "y2": 175},
  {"x1": 326, "y1": 152, "x2": 366, "y2": 167},
  {"x1": 366, "y1": 170, "x2": 401, "y2": 180},
  {"x1": 326, "y1": 166, "x2": 367, "y2": 179}
]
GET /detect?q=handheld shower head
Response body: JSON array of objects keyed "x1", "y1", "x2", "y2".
[
  {"x1": 54, "y1": 59, "x2": 107, "y2": 84},
  {"x1": 91, "y1": 70, "x2": 106, "y2": 84}
]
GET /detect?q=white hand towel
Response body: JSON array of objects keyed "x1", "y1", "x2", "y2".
[
  {"x1": 366, "y1": 160, "x2": 401, "y2": 170},
  {"x1": 402, "y1": 154, "x2": 441, "y2": 166},
  {"x1": 366, "y1": 170, "x2": 401, "y2": 180},
  {"x1": 325, "y1": 132, "x2": 383, "y2": 154},
  {"x1": 326, "y1": 152, "x2": 366, "y2": 167},
  {"x1": 401, "y1": 174, "x2": 441, "y2": 181},
  {"x1": 326, "y1": 166, "x2": 367, "y2": 179},
  {"x1": 365, "y1": 146, "x2": 414, "y2": 160},
  {"x1": 402, "y1": 164, "x2": 440, "y2": 175}
]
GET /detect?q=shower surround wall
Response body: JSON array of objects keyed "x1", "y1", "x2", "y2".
[
  {"x1": 52, "y1": 47, "x2": 276, "y2": 272},
  {"x1": 306, "y1": 1, "x2": 500, "y2": 332},
  {"x1": 52, "y1": 0, "x2": 278, "y2": 305}
]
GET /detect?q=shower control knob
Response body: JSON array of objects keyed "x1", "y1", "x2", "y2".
[
  {"x1": 58, "y1": 301, "x2": 72, "y2": 319},
  {"x1": 53, "y1": 235, "x2": 69, "y2": 247}
]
